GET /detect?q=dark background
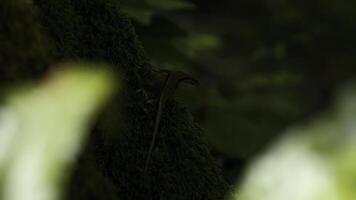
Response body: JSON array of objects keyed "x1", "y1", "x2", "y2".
[{"x1": 121, "y1": 0, "x2": 356, "y2": 183}]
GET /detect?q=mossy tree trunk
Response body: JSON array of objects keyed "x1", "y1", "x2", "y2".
[{"x1": 1, "y1": 0, "x2": 229, "y2": 199}]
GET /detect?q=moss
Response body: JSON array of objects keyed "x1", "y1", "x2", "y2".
[
  {"x1": 0, "y1": 0, "x2": 50, "y2": 83},
  {"x1": 33, "y1": 0, "x2": 151, "y2": 88},
  {"x1": 2, "y1": 0, "x2": 229, "y2": 199},
  {"x1": 97, "y1": 103, "x2": 229, "y2": 199},
  {"x1": 64, "y1": 152, "x2": 119, "y2": 200}
]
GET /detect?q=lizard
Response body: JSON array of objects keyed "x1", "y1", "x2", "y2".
[{"x1": 143, "y1": 70, "x2": 199, "y2": 173}]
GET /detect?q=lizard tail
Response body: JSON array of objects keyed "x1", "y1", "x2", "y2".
[{"x1": 143, "y1": 102, "x2": 163, "y2": 173}]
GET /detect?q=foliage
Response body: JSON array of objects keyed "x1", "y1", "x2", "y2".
[
  {"x1": 121, "y1": 0, "x2": 356, "y2": 161},
  {"x1": 121, "y1": 0, "x2": 194, "y2": 25},
  {"x1": 0, "y1": 65, "x2": 117, "y2": 200},
  {"x1": 188, "y1": 0, "x2": 356, "y2": 159},
  {"x1": 230, "y1": 84, "x2": 356, "y2": 200}
]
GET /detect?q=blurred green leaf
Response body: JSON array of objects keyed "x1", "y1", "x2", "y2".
[
  {"x1": 124, "y1": 8, "x2": 154, "y2": 25},
  {"x1": 231, "y1": 84, "x2": 356, "y2": 200},
  {"x1": 146, "y1": 0, "x2": 195, "y2": 11},
  {"x1": 175, "y1": 33, "x2": 222, "y2": 58},
  {"x1": 121, "y1": 0, "x2": 154, "y2": 25},
  {"x1": 121, "y1": 0, "x2": 194, "y2": 25},
  {"x1": 0, "y1": 63, "x2": 117, "y2": 200}
]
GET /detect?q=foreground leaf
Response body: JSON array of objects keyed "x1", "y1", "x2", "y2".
[
  {"x1": 232, "y1": 84, "x2": 356, "y2": 200},
  {"x1": 0, "y1": 64, "x2": 117, "y2": 200}
]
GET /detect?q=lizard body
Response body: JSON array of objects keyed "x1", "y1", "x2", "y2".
[{"x1": 143, "y1": 71, "x2": 198, "y2": 173}]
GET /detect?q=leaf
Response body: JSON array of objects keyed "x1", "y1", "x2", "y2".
[
  {"x1": 146, "y1": 0, "x2": 195, "y2": 11},
  {"x1": 121, "y1": 0, "x2": 195, "y2": 25},
  {"x1": 124, "y1": 8, "x2": 154, "y2": 25},
  {"x1": 0, "y1": 63, "x2": 117, "y2": 200},
  {"x1": 231, "y1": 84, "x2": 356, "y2": 200},
  {"x1": 175, "y1": 33, "x2": 222, "y2": 58}
]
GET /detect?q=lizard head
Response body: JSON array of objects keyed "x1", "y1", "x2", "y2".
[{"x1": 175, "y1": 71, "x2": 199, "y2": 86}]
